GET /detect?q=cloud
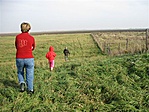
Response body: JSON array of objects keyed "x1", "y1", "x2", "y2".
[{"x1": 0, "y1": 0, "x2": 148, "y2": 33}]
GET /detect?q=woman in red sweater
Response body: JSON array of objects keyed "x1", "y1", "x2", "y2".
[
  {"x1": 46, "y1": 46, "x2": 56, "y2": 71},
  {"x1": 15, "y1": 22, "x2": 35, "y2": 94}
]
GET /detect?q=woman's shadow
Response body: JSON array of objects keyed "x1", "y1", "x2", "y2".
[{"x1": 0, "y1": 78, "x2": 19, "y2": 89}]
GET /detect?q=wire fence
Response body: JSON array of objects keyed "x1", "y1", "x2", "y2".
[{"x1": 91, "y1": 29, "x2": 149, "y2": 56}]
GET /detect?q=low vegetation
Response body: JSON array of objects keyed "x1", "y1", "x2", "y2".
[
  {"x1": 0, "y1": 33, "x2": 149, "y2": 111},
  {"x1": 92, "y1": 32, "x2": 147, "y2": 55}
]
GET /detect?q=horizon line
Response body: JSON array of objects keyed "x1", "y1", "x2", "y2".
[{"x1": 0, "y1": 28, "x2": 148, "y2": 36}]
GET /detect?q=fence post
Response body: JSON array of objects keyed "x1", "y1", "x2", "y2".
[
  {"x1": 118, "y1": 43, "x2": 121, "y2": 55},
  {"x1": 107, "y1": 43, "x2": 111, "y2": 55},
  {"x1": 103, "y1": 42, "x2": 106, "y2": 53},
  {"x1": 126, "y1": 38, "x2": 128, "y2": 51},
  {"x1": 146, "y1": 29, "x2": 149, "y2": 52}
]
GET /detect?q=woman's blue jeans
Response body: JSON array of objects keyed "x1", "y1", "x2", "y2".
[{"x1": 16, "y1": 58, "x2": 34, "y2": 91}]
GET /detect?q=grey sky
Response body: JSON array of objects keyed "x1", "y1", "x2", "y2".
[{"x1": 0, "y1": 0, "x2": 149, "y2": 33}]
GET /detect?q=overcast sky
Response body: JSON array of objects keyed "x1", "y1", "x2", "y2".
[{"x1": 0, "y1": 0, "x2": 149, "y2": 33}]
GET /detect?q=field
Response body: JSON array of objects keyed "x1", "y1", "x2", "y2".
[{"x1": 0, "y1": 33, "x2": 149, "y2": 111}]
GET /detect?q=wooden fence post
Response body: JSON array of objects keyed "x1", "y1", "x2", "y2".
[
  {"x1": 126, "y1": 38, "x2": 128, "y2": 51},
  {"x1": 118, "y1": 43, "x2": 121, "y2": 54},
  {"x1": 103, "y1": 42, "x2": 106, "y2": 53},
  {"x1": 107, "y1": 43, "x2": 111, "y2": 55},
  {"x1": 146, "y1": 29, "x2": 149, "y2": 52}
]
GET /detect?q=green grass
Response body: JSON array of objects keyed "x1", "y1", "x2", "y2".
[{"x1": 0, "y1": 33, "x2": 149, "y2": 111}]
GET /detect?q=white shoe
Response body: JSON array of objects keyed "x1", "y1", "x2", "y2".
[{"x1": 51, "y1": 67, "x2": 53, "y2": 71}]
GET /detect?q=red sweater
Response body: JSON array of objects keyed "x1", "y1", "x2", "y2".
[
  {"x1": 15, "y1": 32, "x2": 35, "y2": 58},
  {"x1": 46, "y1": 46, "x2": 56, "y2": 61}
]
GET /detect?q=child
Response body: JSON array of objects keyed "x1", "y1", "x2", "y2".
[
  {"x1": 46, "y1": 46, "x2": 56, "y2": 71},
  {"x1": 63, "y1": 47, "x2": 70, "y2": 61}
]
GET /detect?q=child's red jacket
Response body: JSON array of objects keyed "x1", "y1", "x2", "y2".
[{"x1": 46, "y1": 46, "x2": 56, "y2": 61}]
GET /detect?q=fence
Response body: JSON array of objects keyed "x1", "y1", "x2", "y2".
[{"x1": 91, "y1": 29, "x2": 149, "y2": 56}]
